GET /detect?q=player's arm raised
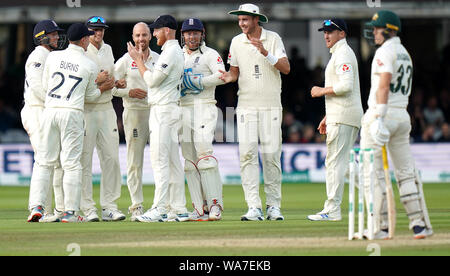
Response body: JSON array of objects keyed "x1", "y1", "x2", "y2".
[
  {"x1": 249, "y1": 37, "x2": 290, "y2": 75},
  {"x1": 127, "y1": 41, "x2": 166, "y2": 88}
]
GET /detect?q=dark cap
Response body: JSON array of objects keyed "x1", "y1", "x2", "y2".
[
  {"x1": 67, "y1": 23, "x2": 95, "y2": 41},
  {"x1": 86, "y1": 16, "x2": 109, "y2": 29},
  {"x1": 148, "y1": 15, "x2": 178, "y2": 30},
  {"x1": 318, "y1": 18, "x2": 348, "y2": 33},
  {"x1": 33, "y1": 20, "x2": 64, "y2": 39},
  {"x1": 181, "y1": 18, "x2": 204, "y2": 32}
]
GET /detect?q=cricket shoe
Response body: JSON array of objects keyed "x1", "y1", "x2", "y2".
[
  {"x1": 129, "y1": 206, "x2": 144, "y2": 222},
  {"x1": 189, "y1": 211, "x2": 209, "y2": 221},
  {"x1": 413, "y1": 226, "x2": 433, "y2": 239},
  {"x1": 61, "y1": 211, "x2": 86, "y2": 223},
  {"x1": 40, "y1": 209, "x2": 64, "y2": 223},
  {"x1": 266, "y1": 206, "x2": 284, "y2": 221},
  {"x1": 307, "y1": 210, "x2": 341, "y2": 221},
  {"x1": 102, "y1": 209, "x2": 126, "y2": 222},
  {"x1": 209, "y1": 205, "x2": 222, "y2": 221},
  {"x1": 363, "y1": 229, "x2": 389, "y2": 240},
  {"x1": 84, "y1": 209, "x2": 100, "y2": 222},
  {"x1": 241, "y1": 207, "x2": 264, "y2": 221},
  {"x1": 135, "y1": 208, "x2": 168, "y2": 222},
  {"x1": 27, "y1": 205, "x2": 44, "y2": 222}
]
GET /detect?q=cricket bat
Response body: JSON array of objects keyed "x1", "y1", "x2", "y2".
[{"x1": 382, "y1": 145, "x2": 396, "y2": 239}]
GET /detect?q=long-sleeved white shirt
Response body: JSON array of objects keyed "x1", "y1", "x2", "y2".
[
  {"x1": 228, "y1": 28, "x2": 287, "y2": 108},
  {"x1": 143, "y1": 39, "x2": 184, "y2": 106},
  {"x1": 180, "y1": 42, "x2": 225, "y2": 106},
  {"x1": 23, "y1": 46, "x2": 50, "y2": 106},
  {"x1": 113, "y1": 49, "x2": 159, "y2": 110},
  {"x1": 85, "y1": 41, "x2": 115, "y2": 106},
  {"x1": 368, "y1": 37, "x2": 412, "y2": 109},
  {"x1": 42, "y1": 44, "x2": 101, "y2": 111},
  {"x1": 324, "y1": 38, "x2": 363, "y2": 128}
]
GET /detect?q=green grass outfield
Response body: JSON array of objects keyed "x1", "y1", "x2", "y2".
[{"x1": 0, "y1": 183, "x2": 449, "y2": 256}]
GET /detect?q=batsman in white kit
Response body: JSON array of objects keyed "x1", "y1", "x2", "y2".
[
  {"x1": 220, "y1": 4, "x2": 290, "y2": 221},
  {"x1": 127, "y1": 15, "x2": 189, "y2": 222},
  {"x1": 81, "y1": 16, "x2": 126, "y2": 222},
  {"x1": 114, "y1": 22, "x2": 160, "y2": 221},
  {"x1": 179, "y1": 18, "x2": 226, "y2": 221},
  {"x1": 23, "y1": 20, "x2": 66, "y2": 222},
  {"x1": 307, "y1": 19, "x2": 363, "y2": 221},
  {"x1": 28, "y1": 23, "x2": 115, "y2": 223},
  {"x1": 362, "y1": 10, "x2": 432, "y2": 239}
]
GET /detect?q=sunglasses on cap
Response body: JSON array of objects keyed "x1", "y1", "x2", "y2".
[
  {"x1": 88, "y1": 16, "x2": 106, "y2": 24},
  {"x1": 323, "y1": 19, "x2": 343, "y2": 31}
]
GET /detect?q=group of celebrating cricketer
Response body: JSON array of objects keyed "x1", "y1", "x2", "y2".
[{"x1": 23, "y1": 3, "x2": 432, "y2": 240}]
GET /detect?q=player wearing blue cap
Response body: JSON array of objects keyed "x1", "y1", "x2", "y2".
[
  {"x1": 307, "y1": 18, "x2": 363, "y2": 222},
  {"x1": 179, "y1": 18, "x2": 226, "y2": 221},
  {"x1": 24, "y1": 19, "x2": 66, "y2": 222},
  {"x1": 28, "y1": 23, "x2": 116, "y2": 223}
]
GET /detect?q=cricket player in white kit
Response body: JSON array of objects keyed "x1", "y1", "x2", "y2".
[
  {"x1": 81, "y1": 16, "x2": 126, "y2": 222},
  {"x1": 23, "y1": 20, "x2": 66, "y2": 222},
  {"x1": 307, "y1": 19, "x2": 363, "y2": 221},
  {"x1": 220, "y1": 4, "x2": 290, "y2": 221},
  {"x1": 179, "y1": 18, "x2": 225, "y2": 221},
  {"x1": 28, "y1": 23, "x2": 115, "y2": 223},
  {"x1": 114, "y1": 22, "x2": 160, "y2": 221},
  {"x1": 362, "y1": 10, "x2": 432, "y2": 239},
  {"x1": 127, "y1": 15, "x2": 188, "y2": 222}
]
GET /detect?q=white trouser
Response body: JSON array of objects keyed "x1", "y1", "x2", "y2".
[
  {"x1": 29, "y1": 108, "x2": 84, "y2": 212},
  {"x1": 81, "y1": 104, "x2": 121, "y2": 213},
  {"x1": 180, "y1": 103, "x2": 223, "y2": 213},
  {"x1": 236, "y1": 107, "x2": 282, "y2": 209},
  {"x1": 323, "y1": 123, "x2": 359, "y2": 214},
  {"x1": 361, "y1": 107, "x2": 426, "y2": 232},
  {"x1": 149, "y1": 104, "x2": 187, "y2": 214},
  {"x1": 22, "y1": 104, "x2": 64, "y2": 213},
  {"x1": 123, "y1": 108, "x2": 150, "y2": 209}
]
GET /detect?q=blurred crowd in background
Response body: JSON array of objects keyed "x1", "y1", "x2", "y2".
[{"x1": 1, "y1": 42, "x2": 449, "y2": 144}]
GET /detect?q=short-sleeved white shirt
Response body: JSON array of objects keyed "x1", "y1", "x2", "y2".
[{"x1": 228, "y1": 28, "x2": 287, "y2": 108}]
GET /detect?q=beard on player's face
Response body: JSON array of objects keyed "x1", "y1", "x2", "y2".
[
  {"x1": 133, "y1": 33, "x2": 150, "y2": 51},
  {"x1": 154, "y1": 28, "x2": 168, "y2": 46}
]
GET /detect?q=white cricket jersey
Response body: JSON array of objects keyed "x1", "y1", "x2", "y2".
[
  {"x1": 114, "y1": 49, "x2": 160, "y2": 110},
  {"x1": 42, "y1": 44, "x2": 101, "y2": 111},
  {"x1": 368, "y1": 37, "x2": 413, "y2": 109},
  {"x1": 228, "y1": 28, "x2": 287, "y2": 108},
  {"x1": 23, "y1": 46, "x2": 50, "y2": 107},
  {"x1": 85, "y1": 41, "x2": 115, "y2": 105},
  {"x1": 143, "y1": 39, "x2": 184, "y2": 106},
  {"x1": 324, "y1": 38, "x2": 363, "y2": 128},
  {"x1": 180, "y1": 42, "x2": 225, "y2": 106}
]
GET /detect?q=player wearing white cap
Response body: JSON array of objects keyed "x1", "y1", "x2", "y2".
[
  {"x1": 127, "y1": 15, "x2": 189, "y2": 222},
  {"x1": 27, "y1": 23, "x2": 115, "y2": 223},
  {"x1": 23, "y1": 20, "x2": 66, "y2": 222},
  {"x1": 362, "y1": 10, "x2": 432, "y2": 239},
  {"x1": 307, "y1": 19, "x2": 363, "y2": 221},
  {"x1": 179, "y1": 18, "x2": 226, "y2": 221},
  {"x1": 80, "y1": 16, "x2": 126, "y2": 222},
  {"x1": 220, "y1": 4, "x2": 290, "y2": 221},
  {"x1": 113, "y1": 22, "x2": 160, "y2": 221}
]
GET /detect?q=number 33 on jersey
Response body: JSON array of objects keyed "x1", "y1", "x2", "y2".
[{"x1": 369, "y1": 37, "x2": 413, "y2": 108}]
